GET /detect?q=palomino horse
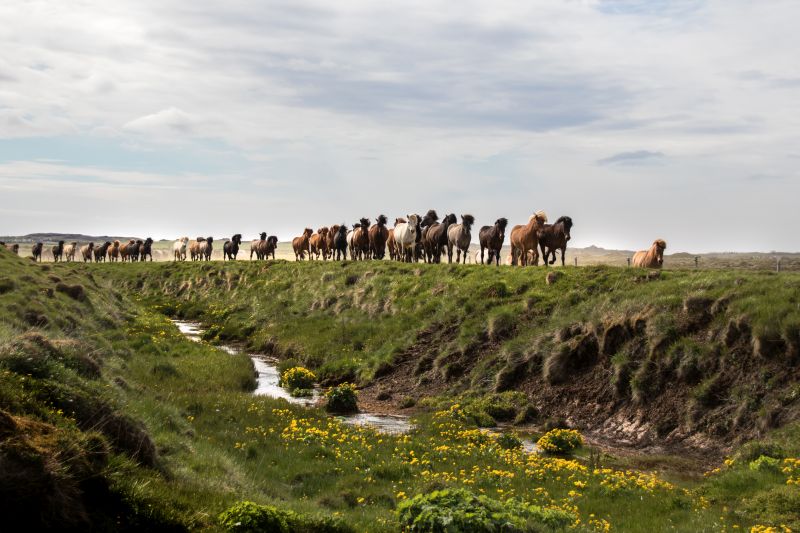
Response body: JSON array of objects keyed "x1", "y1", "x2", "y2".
[
  {"x1": 292, "y1": 228, "x2": 313, "y2": 260},
  {"x1": 223, "y1": 234, "x2": 242, "y2": 261},
  {"x1": 393, "y1": 214, "x2": 420, "y2": 262},
  {"x1": 510, "y1": 211, "x2": 548, "y2": 266},
  {"x1": 447, "y1": 214, "x2": 475, "y2": 264},
  {"x1": 537, "y1": 216, "x2": 573, "y2": 267},
  {"x1": 478, "y1": 218, "x2": 507, "y2": 266},
  {"x1": 174, "y1": 237, "x2": 189, "y2": 261},
  {"x1": 333, "y1": 224, "x2": 348, "y2": 260},
  {"x1": 369, "y1": 215, "x2": 389, "y2": 260},
  {"x1": 423, "y1": 213, "x2": 457, "y2": 263},
  {"x1": 632, "y1": 239, "x2": 667, "y2": 268},
  {"x1": 189, "y1": 238, "x2": 205, "y2": 261},
  {"x1": 80, "y1": 243, "x2": 94, "y2": 262},
  {"x1": 64, "y1": 242, "x2": 78, "y2": 262}
]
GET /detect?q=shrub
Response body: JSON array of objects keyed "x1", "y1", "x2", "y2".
[
  {"x1": 218, "y1": 501, "x2": 354, "y2": 533},
  {"x1": 748, "y1": 455, "x2": 782, "y2": 473},
  {"x1": 325, "y1": 383, "x2": 358, "y2": 414},
  {"x1": 397, "y1": 488, "x2": 574, "y2": 532},
  {"x1": 496, "y1": 432, "x2": 523, "y2": 450},
  {"x1": 280, "y1": 367, "x2": 316, "y2": 392},
  {"x1": 536, "y1": 428, "x2": 583, "y2": 455}
]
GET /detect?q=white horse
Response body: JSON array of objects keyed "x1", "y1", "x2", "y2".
[
  {"x1": 64, "y1": 242, "x2": 78, "y2": 262},
  {"x1": 173, "y1": 237, "x2": 189, "y2": 261},
  {"x1": 393, "y1": 214, "x2": 420, "y2": 262}
]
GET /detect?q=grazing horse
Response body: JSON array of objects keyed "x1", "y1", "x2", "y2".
[
  {"x1": 538, "y1": 216, "x2": 573, "y2": 267},
  {"x1": 80, "y1": 243, "x2": 94, "y2": 262},
  {"x1": 510, "y1": 211, "x2": 548, "y2": 266},
  {"x1": 479, "y1": 218, "x2": 508, "y2": 266},
  {"x1": 309, "y1": 228, "x2": 327, "y2": 260},
  {"x1": 423, "y1": 213, "x2": 457, "y2": 264},
  {"x1": 31, "y1": 242, "x2": 43, "y2": 262},
  {"x1": 292, "y1": 228, "x2": 313, "y2": 260},
  {"x1": 447, "y1": 214, "x2": 475, "y2": 264},
  {"x1": 223, "y1": 234, "x2": 242, "y2": 261},
  {"x1": 369, "y1": 215, "x2": 389, "y2": 260},
  {"x1": 333, "y1": 224, "x2": 349, "y2": 260},
  {"x1": 52, "y1": 240, "x2": 65, "y2": 262},
  {"x1": 394, "y1": 214, "x2": 421, "y2": 262},
  {"x1": 108, "y1": 240, "x2": 121, "y2": 262},
  {"x1": 139, "y1": 238, "x2": 154, "y2": 261},
  {"x1": 173, "y1": 237, "x2": 189, "y2": 261},
  {"x1": 351, "y1": 217, "x2": 371, "y2": 260},
  {"x1": 94, "y1": 241, "x2": 111, "y2": 262},
  {"x1": 198, "y1": 237, "x2": 214, "y2": 261},
  {"x1": 632, "y1": 239, "x2": 667, "y2": 268}
]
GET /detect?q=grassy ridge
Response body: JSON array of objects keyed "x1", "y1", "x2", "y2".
[{"x1": 2, "y1": 251, "x2": 800, "y2": 531}]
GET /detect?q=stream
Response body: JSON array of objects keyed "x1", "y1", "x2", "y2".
[{"x1": 173, "y1": 321, "x2": 413, "y2": 434}]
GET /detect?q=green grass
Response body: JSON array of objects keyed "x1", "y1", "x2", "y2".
[{"x1": 2, "y1": 250, "x2": 800, "y2": 531}]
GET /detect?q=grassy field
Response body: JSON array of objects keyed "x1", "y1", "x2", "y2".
[{"x1": 1, "y1": 249, "x2": 799, "y2": 531}]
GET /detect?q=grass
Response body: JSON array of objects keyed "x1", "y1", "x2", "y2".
[{"x1": 2, "y1": 249, "x2": 800, "y2": 531}]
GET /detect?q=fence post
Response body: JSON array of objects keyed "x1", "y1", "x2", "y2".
[
  {"x1": 626, "y1": 257, "x2": 631, "y2": 267},
  {"x1": 694, "y1": 256, "x2": 699, "y2": 269},
  {"x1": 574, "y1": 257, "x2": 577, "y2": 267},
  {"x1": 777, "y1": 257, "x2": 782, "y2": 273}
]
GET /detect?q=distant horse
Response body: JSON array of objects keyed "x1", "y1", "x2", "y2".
[
  {"x1": 174, "y1": 237, "x2": 189, "y2": 261},
  {"x1": 52, "y1": 240, "x2": 65, "y2": 262},
  {"x1": 189, "y1": 238, "x2": 205, "y2": 261},
  {"x1": 108, "y1": 240, "x2": 121, "y2": 262},
  {"x1": 351, "y1": 217, "x2": 371, "y2": 260},
  {"x1": 333, "y1": 224, "x2": 349, "y2": 260},
  {"x1": 292, "y1": 228, "x2": 313, "y2": 260},
  {"x1": 31, "y1": 242, "x2": 43, "y2": 262},
  {"x1": 423, "y1": 213, "x2": 457, "y2": 264},
  {"x1": 394, "y1": 214, "x2": 420, "y2": 262},
  {"x1": 632, "y1": 239, "x2": 667, "y2": 268},
  {"x1": 538, "y1": 216, "x2": 573, "y2": 267},
  {"x1": 129, "y1": 240, "x2": 143, "y2": 262},
  {"x1": 63, "y1": 242, "x2": 78, "y2": 262},
  {"x1": 264, "y1": 236, "x2": 278, "y2": 260},
  {"x1": 479, "y1": 218, "x2": 508, "y2": 266},
  {"x1": 309, "y1": 228, "x2": 327, "y2": 260},
  {"x1": 369, "y1": 215, "x2": 389, "y2": 260},
  {"x1": 198, "y1": 237, "x2": 214, "y2": 261},
  {"x1": 223, "y1": 234, "x2": 242, "y2": 261},
  {"x1": 139, "y1": 238, "x2": 154, "y2": 261},
  {"x1": 510, "y1": 211, "x2": 548, "y2": 266},
  {"x1": 94, "y1": 241, "x2": 112, "y2": 262},
  {"x1": 387, "y1": 227, "x2": 397, "y2": 261},
  {"x1": 250, "y1": 232, "x2": 267, "y2": 260},
  {"x1": 419, "y1": 209, "x2": 439, "y2": 263},
  {"x1": 80, "y1": 243, "x2": 94, "y2": 262},
  {"x1": 326, "y1": 225, "x2": 339, "y2": 258},
  {"x1": 2, "y1": 242, "x2": 19, "y2": 255},
  {"x1": 447, "y1": 214, "x2": 475, "y2": 264}
]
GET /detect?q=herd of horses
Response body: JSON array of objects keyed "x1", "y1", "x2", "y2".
[{"x1": 2, "y1": 211, "x2": 667, "y2": 268}]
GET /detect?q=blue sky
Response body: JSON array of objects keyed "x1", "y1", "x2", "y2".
[{"x1": 1, "y1": 0, "x2": 798, "y2": 251}]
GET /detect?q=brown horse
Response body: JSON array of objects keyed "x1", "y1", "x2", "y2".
[
  {"x1": 326, "y1": 225, "x2": 340, "y2": 258},
  {"x1": 478, "y1": 218, "x2": 507, "y2": 266},
  {"x1": 309, "y1": 228, "x2": 328, "y2": 260},
  {"x1": 368, "y1": 215, "x2": 389, "y2": 260},
  {"x1": 632, "y1": 239, "x2": 667, "y2": 268},
  {"x1": 350, "y1": 217, "x2": 371, "y2": 260},
  {"x1": 94, "y1": 241, "x2": 112, "y2": 262},
  {"x1": 188, "y1": 238, "x2": 205, "y2": 261},
  {"x1": 419, "y1": 209, "x2": 439, "y2": 263},
  {"x1": 31, "y1": 242, "x2": 43, "y2": 262},
  {"x1": 510, "y1": 211, "x2": 547, "y2": 266},
  {"x1": 318, "y1": 227, "x2": 330, "y2": 259},
  {"x1": 423, "y1": 213, "x2": 457, "y2": 264},
  {"x1": 537, "y1": 216, "x2": 573, "y2": 267},
  {"x1": 80, "y1": 243, "x2": 94, "y2": 262},
  {"x1": 52, "y1": 240, "x2": 65, "y2": 262},
  {"x1": 292, "y1": 228, "x2": 313, "y2": 260},
  {"x1": 108, "y1": 240, "x2": 121, "y2": 262}
]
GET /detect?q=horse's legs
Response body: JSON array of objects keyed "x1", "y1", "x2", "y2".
[{"x1": 561, "y1": 247, "x2": 566, "y2": 267}]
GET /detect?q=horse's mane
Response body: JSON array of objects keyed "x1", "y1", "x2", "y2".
[
  {"x1": 377, "y1": 214, "x2": 387, "y2": 226},
  {"x1": 654, "y1": 239, "x2": 667, "y2": 249},
  {"x1": 529, "y1": 211, "x2": 548, "y2": 223},
  {"x1": 461, "y1": 214, "x2": 475, "y2": 226},
  {"x1": 268, "y1": 236, "x2": 278, "y2": 245},
  {"x1": 496, "y1": 218, "x2": 508, "y2": 229}
]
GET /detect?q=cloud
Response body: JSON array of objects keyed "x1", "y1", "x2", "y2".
[
  {"x1": 123, "y1": 107, "x2": 199, "y2": 135},
  {"x1": 597, "y1": 150, "x2": 665, "y2": 165}
]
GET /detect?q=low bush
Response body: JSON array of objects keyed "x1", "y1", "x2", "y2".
[
  {"x1": 218, "y1": 501, "x2": 353, "y2": 533},
  {"x1": 280, "y1": 367, "x2": 316, "y2": 392},
  {"x1": 325, "y1": 383, "x2": 358, "y2": 414},
  {"x1": 496, "y1": 432, "x2": 523, "y2": 450},
  {"x1": 536, "y1": 428, "x2": 583, "y2": 455}
]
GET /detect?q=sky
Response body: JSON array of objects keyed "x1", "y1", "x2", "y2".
[{"x1": 1, "y1": 0, "x2": 798, "y2": 252}]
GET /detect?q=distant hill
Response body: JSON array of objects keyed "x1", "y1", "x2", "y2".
[{"x1": 0, "y1": 233, "x2": 141, "y2": 244}]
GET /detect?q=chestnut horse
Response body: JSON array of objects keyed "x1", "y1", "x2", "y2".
[
  {"x1": 369, "y1": 215, "x2": 389, "y2": 260},
  {"x1": 309, "y1": 228, "x2": 328, "y2": 260},
  {"x1": 478, "y1": 218, "x2": 507, "y2": 266},
  {"x1": 632, "y1": 239, "x2": 667, "y2": 268},
  {"x1": 419, "y1": 209, "x2": 439, "y2": 263},
  {"x1": 351, "y1": 217, "x2": 371, "y2": 260},
  {"x1": 510, "y1": 211, "x2": 547, "y2": 266},
  {"x1": 537, "y1": 216, "x2": 573, "y2": 267},
  {"x1": 108, "y1": 240, "x2": 121, "y2": 262},
  {"x1": 292, "y1": 228, "x2": 313, "y2": 260}
]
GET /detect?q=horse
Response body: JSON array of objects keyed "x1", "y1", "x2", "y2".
[
  {"x1": 173, "y1": 237, "x2": 189, "y2": 261},
  {"x1": 129, "y1": 240, "x2": 143, "y2": 262},
  {"x1": 632, "y1": 239, "x2": 667, "y2": 268},
  {"x1": 510, "y1": 211, "x2": 548, "y2": 266},
  {"x1": 333, "y1": 224, "x2": 349, "y2": 260},
  {"x1": 537, "y1": 216, "x2": 573, "y2": 267},
  {"x1": 189, "y1": 238, "x2": 205, "y2": 261},
  {"x1": 31, "y1": 242, "x2": 43, "y2": 262},
  {"x1": 108, "y1": 240, "x2": 121, "y2": 262},
  {"x1": 139, "y1": 238, "x2": 154, "y2": 261},
  {"x1": 264, "y1": 236, "x2": 278, "y2": 260},
  {"x1": 63, "y1": 242, "x2": 78, "y2": 262},
  {"x1": 478, "y1": 218, "x2": 508, "y2": 266},
  {"x1": 94, "y1": 241, "x2": 111, "y2": 262},
  {"x1": 387, "y1": 228, "x2": 397, "y2": 261},
  {"x1": 423, "y1": 213, "x2": 457, "y2": 263},
  {"x1": 394, "y1": 214, "x2": 420, "y2": 262},
  {"x1": 223, "y1": 234, "x2": 242, "y2": 261},
  {"x1": 80, "y1": 243, "x2": 94, "y2": 262},
  {"x1": 249, "y1": 232, "x2": 267, "y2": 260},
  {"x1": 351, "y1": 217, "x2": 371, "y2": 260},
  {"x1": 198, "y1": 237, "x2": 214, "y2": 261},
  {"x1": 309, "y1": 228, "x2": 326, "y2": 260},
  {"x1": 52, "y1": 240, "x2": 65, "y2": 262},
  {"x1": 447, "y1": 214, "x2": 475, "y2": 264},
  {"x1": 368, "y1": 215, "x2": 389, "y2": 260},
  {"x1": 326, "y1": 225, "x2": 339, "y2": 258},
  {"x1": 292, "y1": 228, "x2": 313, "y2": 260},
  {"x1": 2, "y1": 242, "x2": 19, "y2": 255},
  {"x1": 419, "y1": 209, "x2": 439, "y2": 263}
]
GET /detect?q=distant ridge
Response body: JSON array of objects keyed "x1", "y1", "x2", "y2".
[{"x1": 0, "y1": 233, "x2": 141, "y2": 243}]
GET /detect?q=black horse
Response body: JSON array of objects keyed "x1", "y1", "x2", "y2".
[
  {"x1": 537, "y1": 216, "x2": 573, "y2": 266},
  {"x1": 333, "y1": 224, "x2": 349, "y2": 260},
  {"x1": 52, "y1": 240, "x2": 65, "y2": 262},
  {"x1": 423, "y1": 213, "x2": 457, "y2": 264},
  {"x1": 32, "y1": 242, "x2": 43, "y2": 262},
  {"x1": 479, "y1": 218, "x2": 508, "y2": 266},
  {"x1": 94, "y1": 241, "x2": 112, "y2": 262},
  {"x1": 139, "y1": 238, "x2": 154, "y2": 261},
  {"x1": 223, "y1": 234, "x2": 242, "y2": 260}
]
